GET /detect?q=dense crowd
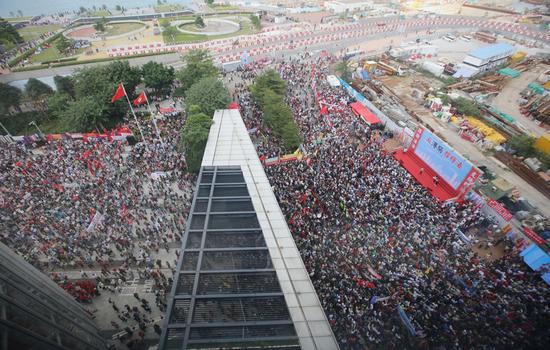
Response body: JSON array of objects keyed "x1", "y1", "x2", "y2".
[
  {"x1": 0, "y1": 111, "x2": 193, "y2": 345},
  {"x1": 234, "y1": 55, "x2": 550, "y2": 349}
]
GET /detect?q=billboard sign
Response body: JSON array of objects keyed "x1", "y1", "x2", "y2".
[{"x1": 410, "y1": 128, "x2": 475, "y2": 190}]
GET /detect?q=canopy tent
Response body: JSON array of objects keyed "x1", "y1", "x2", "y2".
[
  {"x1": 159, "y1": 107, "x2": 175, "y2": 114},
  {"x1": 350, "y1": 102, "x2": 381, "y2": 126},
  {"x1": 498, "y1": 67, "x2": 520, "y2": 78},
  {"x1": 520, "y1": 244, "x2": 550, "y2": 286},
  {"x1": 228, "y1": 102, "x2": 239, "y2": 110}
]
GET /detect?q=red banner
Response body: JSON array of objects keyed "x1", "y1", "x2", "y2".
[
  {"x1": 487, "y1": 199, "x2": 513, "y2": 222},
  {"x1": 523, "y1": 227, "x2": 545, "y2": 246}
]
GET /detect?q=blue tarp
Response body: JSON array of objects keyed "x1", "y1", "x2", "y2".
[{"x1": 520, "y1": 244, "x2": 550, "y2": 286}]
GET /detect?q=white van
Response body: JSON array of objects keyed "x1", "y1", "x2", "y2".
[{"x1": 461, "y1": 35, "x2": 472, "y2": 42}]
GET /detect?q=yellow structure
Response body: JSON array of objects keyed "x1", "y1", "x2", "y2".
[
  {"x1": 466, "y1": 117, "x2": 507, "y2": 145},
  {"x1": 535, "y1": 134, "x2": 550, "y2": 155},
  {"x1": 510, "y1": 51, "x2": 526, "y2": 64}
]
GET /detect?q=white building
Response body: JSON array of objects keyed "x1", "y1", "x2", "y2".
[
  {"x1": 324, "y1": 0, "x2": 373, "y2": 13},
  {"x1": 462, "y1": 43, "x2": 516, "y2": 73},
  {"x1": 389, "y1": 44, "x2": 438, "y2": 59}
]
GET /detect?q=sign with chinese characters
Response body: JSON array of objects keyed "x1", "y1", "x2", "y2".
[
  {"x1": 487, "y1": 199, "x2": 513, "y2": 222},
  {"x1": 411, "y1": 128, "x2": 474, "y2": 190},
  {"x1": 523, "y1": 227, "x2": 545, "y2": 246}
]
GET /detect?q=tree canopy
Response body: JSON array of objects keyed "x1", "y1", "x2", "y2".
[
  {"x1": 48, "y1": 93, "x2": 72, "y2": 116},
  {"x1": 250, "y1": 71, "x2": 301, "y2": 150},
  {"x1": 176, "y1": 49, "x2": 219, "y2": 93},
  {"x1": 0, "y1": 83, "x2": 22, "y2": 115},
  {"x1": 0, "y1": 18, "x2": 23, "y2": 47},
  {"x1": 25, "y1": 78, "x2": 54, "y2": 99},
  {"x1": 185, "y1": 76, "x2": 230, "y2": 117},
  {"x1": 195, "y1": 16, "x2": 205, "y2": 28},
  {"x1": 94, "y1": 17, "x2": 108, "y2": 32},
  {"x1": 54, "y1": 75, "x2": 74, "y2": 98},
  {"x1": 55, "y1": 36, "x2": 72, "y2": 55},
  {"x1": 61, "y1": 96, "x2": 110, "y2": 131},
  {"x1": 141, "y1": 61, "x2": 175, "y2": 96},
  {"x1": 250, "y1": 15, "x2": 261, "y2": 30},
  {"x1": 180, "y1": 107, "x2": 213, "y2": 173}
]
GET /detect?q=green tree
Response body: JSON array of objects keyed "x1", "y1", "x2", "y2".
[
  {"x1": 250, "y1": 70, "x2": 301, "y2": 151},
  {"x1": 185, "y1": 76, "x2": 230, "y2": 117},
  {"x1": 79, "y1": 6, "x2": 87, "y2": 14},
  {"x1": 250, "y1": 69, "x2": 286, "y2": 103},
  {"x1": 71, "y1": 61, "x2": 140, "y2": 128},
  {"x1": 159, "y1": 18, "x2": 170, "y2": 28},
  {"x1": 54, "y1": 75, "x2": 74, "y2": 98},
  {"x1": 0, "y1": 83, "x2": 22, "y2": 115},
  {"x1": 195, "y1": 16, "x2": 205, "y2": 28},
  {"x1": 508, "y1": 135, "x2": 536, "y2": 158},
  {"x1": 48, "y1": 93, "x2": 72, "y2": 116},
  {"x1": 335, "y1": 60, "x2": 351, "y2": 82},
  {"x1": 453, "y1": 97, "x2": 481, "y2": 117},
  {"x1": 205, "y1": 0, "x2": 214, "y2": 6},
  {"x1": 55, "y1": 36, "x2": 72, "y2": 55},
  {"x1": 25, "y1": 78, "x2": 53, "y2": 99},
  {"x1": 94, "y1": 17, "x2": 108, "y2": 32},
  {"x1": 141, "y1": 61, "x2": 175, "y2": 96},
  {"x1": 176, "y1": 49, "x2": 219, "y2": 93},
  {"x1": 61, "y1": 96, "x2": 110, "y2": 131},
  {"x1": 115, "y1": 5, "x2": 121, "y2": 11},
  {"x1": 250, "y1": 15, "x2": 261, "y2": 30},
  {"x1": 280, "y1": 121, "x2": 301, "y2": 150},
  {"x1": 0, "y1": 18, "x2": 23, "y2": 47},
  {"x1": 181, "y1": 109, "x2": 213, "y2": 172}
]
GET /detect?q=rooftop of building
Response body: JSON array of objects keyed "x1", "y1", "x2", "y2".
[
  {"x1": 159, "y1": 109, "x2": 338, "y2": 350},
  {"x1": 468, "y1": 42, "x2": 515, "y2": 60}
]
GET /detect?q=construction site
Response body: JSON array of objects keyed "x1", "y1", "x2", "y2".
[{"x1": 341, "y1": 26, "x2": 550, "y2": 223}]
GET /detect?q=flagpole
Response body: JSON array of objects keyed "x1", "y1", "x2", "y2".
[
  {"x1": 143, "y1": 91, "x2": 164, "y2": 146},
  {"x1": 121, "y1": 83, "x2": 146, "y2": 143}
]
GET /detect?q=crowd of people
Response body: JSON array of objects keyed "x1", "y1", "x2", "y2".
[
  {"x1": 233, "y1": 54, "x2": 550, "y2": 349},
  {"x1": 0, "y1": 111, "x2": 193, "y2": 346}
]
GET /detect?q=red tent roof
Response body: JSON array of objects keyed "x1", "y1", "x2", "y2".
[
  {"x1": 350, "y1": 102, "x2": 381, "y2": 125},
  {"x1": 159, "y1": 107, "x2": 175, "y2": 114},
  {"x1": 228, "y1": 102, "x2": 239, "y2": 110}
]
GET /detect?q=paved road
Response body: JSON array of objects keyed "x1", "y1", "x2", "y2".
[
  {"x1": 2, "y1": 15, "x2": 548, "y2": 83},
  {"x1": 491, "y1": 63, "x2": 549, "y2": 137}
]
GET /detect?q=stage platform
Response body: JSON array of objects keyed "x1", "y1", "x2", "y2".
[{"x1": 394, "y1": 149, "x2": 459, "y2": 202}]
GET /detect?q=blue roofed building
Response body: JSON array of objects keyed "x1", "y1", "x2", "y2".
[{"x1": 462, "y1": 43, "x2": 516, "y2": 73}]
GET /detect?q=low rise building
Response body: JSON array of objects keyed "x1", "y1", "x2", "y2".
[
  {"x1": 324, "y1": 0, "x2": 373, "y2": 13},
  {"x1": 462, "y1": 43, "x2": 516, "y2": 73}
]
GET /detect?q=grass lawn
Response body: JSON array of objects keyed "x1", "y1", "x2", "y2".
[
  {"x1": 154, "y1": 4, "x2": 183, "y2": 13},
  {"x1": 163, "y1": 18, "x2": 256, "y2": 44},
  {"x1": 5, "y1": 16, "x2": 32, "y2": 23},
  {"x1": 18, "y1": 24, "x2": 63, "y2": 41},
  {"x1": 210, "y1": 5, "x2": 239, "y2": 12},
  {"x1": 103, "y1": 22, "x2": 145, "y2": 36},
  {"x1": 31, "y1": 38, "x2": 84, "y2": 63}
]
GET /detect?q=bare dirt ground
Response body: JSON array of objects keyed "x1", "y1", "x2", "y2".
[{"x1": 491, "y1": 63, "x2": 549, "y2": 137}]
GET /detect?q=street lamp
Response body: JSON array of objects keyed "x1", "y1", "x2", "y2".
[{"x1": 28, "y1": 121, "x2": 44, "y2": 137}]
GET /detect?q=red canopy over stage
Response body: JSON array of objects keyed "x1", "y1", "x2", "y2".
[
  {"x1": 228, "y1": 102, "x2": 239, "y2": 110},
  {"x1": 394, "y1": 149, "x2": 458, "y2": 202},
  {"x1": 350, "y1": 102, "x2": 381, "y2": 125}
]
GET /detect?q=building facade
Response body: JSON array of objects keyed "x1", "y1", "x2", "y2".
[
  {"x1": 159, "y1": 109, "x2": 338, "y2": 350},
  {"x1": 0, "y1": 242, "x2": 106, "y2": 350}
]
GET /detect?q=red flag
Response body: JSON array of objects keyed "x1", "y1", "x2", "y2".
[
  {"x1": 133, "y1": 91, "x2": 146, "y2": 106},
  {"x1": 111, "y1": 84, "x2": 125, "y2": 103},
  {"x1": 320, "y1": 106, "x2": 329, "y2": 115}
]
